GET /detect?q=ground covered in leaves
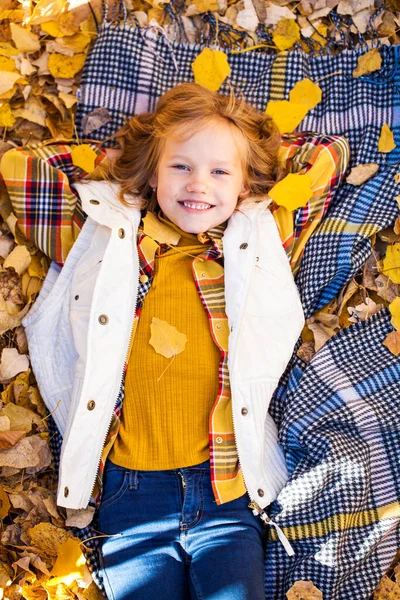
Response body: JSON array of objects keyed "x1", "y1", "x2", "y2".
[{"x1": 0, "y1": 0, "x2": 399, "y2": 598}]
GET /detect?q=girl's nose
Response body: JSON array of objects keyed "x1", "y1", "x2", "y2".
[{"x1": 186, "y1": 178, "x2": 208, "y2": 194}]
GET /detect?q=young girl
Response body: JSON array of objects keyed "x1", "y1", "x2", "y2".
[{"x1": 1, "y1": 83, "x2": 306, "y2": 599}]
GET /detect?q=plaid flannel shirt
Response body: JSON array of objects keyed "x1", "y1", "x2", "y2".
[{"x1": 0, "y1": 133, "x2": 350, "y2": 506}]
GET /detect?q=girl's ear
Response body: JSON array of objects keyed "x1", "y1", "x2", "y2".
[
  {"x1": 239, "y1": 184, "x2": 250, "y2": 199},
  {"x1": 149, "y1": 174, "x2": 158, "y2": 189}
]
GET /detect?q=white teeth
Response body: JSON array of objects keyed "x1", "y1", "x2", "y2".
[{"x1": 182, "y1": 202, "x2": 212, "y2": 210}]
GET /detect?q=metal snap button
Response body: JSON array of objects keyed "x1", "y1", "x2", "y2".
[
  {"x1": 118, "y1": 228, "x2": 125, "y2": 239},
  {"x1": 241, "y1": 407, "x2": 248, "y2": 415},
  {"x1": 140, "y1": 274, "x2": 148, "y2": 284},
  {"x1": 201, "y1": 272, "x2": 206, "y2": 278},
  {"x1": 64, "y1": 486, "x2": 69, "y2": 497},
  {"x1": 216, "y1": 436, "x2": 223, "y2": 444},
  {"x1": 216, "y1": 324, "x2": 221, "y2": 330},
  {"x1": 89, "y1": 199, "x2": 100, "y2": 205},
  {"x1": 98, "y1": 314, "x2": 109, "y2": 325},
  {"x1": 87, "y1": 400, "x2": 96, "y2": 411},
  {"x1": 74, "y1": 295, "x2": 79, "y2": 300},
  {"x1": 240, "y1": 243, "x2": 248, "y2": 249},
  {"x1": 257, "y1": 488, "x2": 264, "y2": 497}
]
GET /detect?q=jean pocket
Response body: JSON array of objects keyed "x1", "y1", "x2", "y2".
[{"x1": 101, "y1": 467, "x2": 130, "y2": 510}]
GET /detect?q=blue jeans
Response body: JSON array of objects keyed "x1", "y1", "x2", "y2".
[{"x1": 98, "y1": 459, "x2": 266, "y2": 599}]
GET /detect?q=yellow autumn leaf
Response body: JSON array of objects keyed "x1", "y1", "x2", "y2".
[
  {"x1": 71, "y1": 145, "x2": 97, "y2": 174},
  {"x1": 149, "y1": 317, "x2": 187, "y2": 359},
  {"x1": 265, "y1": 100, "x2": 309, "y2": 134},
  {"x1": 378, "y1": 123, "x2": 396, "y2": 153},
  {"x1": 389, "y1": 296, "x2": 400, "y2": 331},
  {"x1": 55, "y1": 32, "x2": 92, "y2": 53},
  {"x1": 383, "y1": 331, "x2": 400, "y2": 357},
  {"x1": 59, "y1": 92, "x2": 78, "y2": 109},
  {"x1": 353, "y1": 48, "x2": 382, "y2": 78},
  {"x1": 0, "y1": 9, "x2": 24, "y2": 20},
  {"x1": 0, "y1": 56, "x2": 18, "y2": 73},
  {"x1": 0, "y1": 42, "x2": 18, "y2": 57},
  {"x1": 30, "y1": 0, "x2": 66, "y2": 25},
  {"x1": 0, "y1": 103, "x2": 16, "y2": 128},
  {"x1": 192, "y1": 48, "x2": 231, "y2": 92},
  {"x1": 48, "y1": 538, "x2": 86, "y2": 587},
  {"x1": 40, "y1": 21, "x2": 67, "y2": 37},
  {"x1": 268, "y1": 173, "x2": 313, "y2": 212},
  {"x1": 10, "y1": 24, "x2": 41, "y2": 54},
  {"x1": 0, "y1": 486, "x2": 10, "y2": 519},
  {"x1": 0, "y1": 72, "x2": 22, "y2": 96},
  {"x1": 3, "y1": 244, "x2": 31, "y2": 275},
  {"x1": 142, "y1": 212, "x2": 181, "y2": 245},
  {"x1": 272, "y1": 18, "x2": 300, "y2": 51},
  {"x1": 48, "y1": 52, "x2": 86, "y2": 79},
  {"x1": 289, "y1": 78, "x2": 322, "y2": 111},
  {"x1": 382, "y1": 243, "x2": 400, "y2": 283}
]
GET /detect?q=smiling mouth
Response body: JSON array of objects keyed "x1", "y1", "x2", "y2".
[{"x1": 178, "y1": 201, "x2": 214, "y2": 211}]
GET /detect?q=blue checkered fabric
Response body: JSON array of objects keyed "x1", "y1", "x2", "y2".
[{"x1": 69, "y1": 15, "x2": 400, "y2": 600}]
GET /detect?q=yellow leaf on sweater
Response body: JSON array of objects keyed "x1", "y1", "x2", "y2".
[
  {"x1": 378, "y1": 123, "x2": 396, "y2": 153},
  {"x1": 382, "y1": 243, "x2": 400, "y2": 283},
  {"x1": 142, "y1": 212, "x2": 181, "y2": 245},
  {"x1": 149, "y1": 317, "x2": 187, "y2": 359},
  {"x1": 48, "y1": 537, "x2": 86, "y2": 587},
  {"x1": 289, "y1": 78, "x2": 322, "y2": 111},
  {"x1": 269, "y1": 173, "x2": 313, "y2": 212},
  {"x1": 71, "y1": 144, "x2": 97, "y2": 174},
  {"x1": 265, "y1": 100, "x2": 309, "y2": 134},
  {"x1": 192, "y1": 48, "x2": 231, "y2": 92},
  {"x1": 10, "y1": 24, "x2": 41, "y2": 54},
  {"x1": 272, "y1": 18, "x2": 300, "y2": 51},
  {"x1": 389, "y1": 296, "x2": 400, "y2": 330}
]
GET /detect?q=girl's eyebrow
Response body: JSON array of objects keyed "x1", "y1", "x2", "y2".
[{"x1": 168, "y1": 155, "x2": 235, "y2": 167}]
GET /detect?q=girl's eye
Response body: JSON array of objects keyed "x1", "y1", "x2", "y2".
[
  {"x1": 213, "y1": 169, "x2": 228, "y2": 175},
  {"x1": 173, "y1": 164, "x2": 189, "y2": 171}
]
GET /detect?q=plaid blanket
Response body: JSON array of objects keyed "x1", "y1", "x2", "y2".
[{"x1": 72, "y1": 18, "x2": 400, "y2": 600}]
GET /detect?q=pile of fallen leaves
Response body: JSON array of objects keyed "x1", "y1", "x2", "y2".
[{"x1": 0, "y1": 0, "x2": 399, "y2": 599}]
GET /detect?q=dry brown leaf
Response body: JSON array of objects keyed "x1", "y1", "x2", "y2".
[
  {"x1": 1, "y1": 402, "x2": 42, "y2": 432},
  {"x1": 373, "y1": 574, "x2": 400, "y2": 599},
  {"x1": 0, "y1": 430, "x2": 27, "y2": 449},
  {"x1": 65, "y1": 506, "x2": 95, "y2": 528},
  {"x1": 348, "y1": 297, "x2": 383, "y2": 322},
  {"x1": 0, "y1": 348, "x2": 29, "y2": 382},
  {"x1": 346, "y1": 163, "x2": 379, "y2": 186},
  {"x1": 10, "y1": 24, "x2": 41, "y2": 54},
  {"x1": 296, "y1": 341, "x2": 315, "y2": 363},
  {"x1": 0, "y1": 485, "x2": 11, "y2": 519},
  {"x1": 28, "y1": 523, "x2": 70, "y2": 558},
  {"x1": 0, "y1": 435, "x2": 51, "y2": 472},
  {"x1": 3, "y1": 244, "x2": 32, "y2": 276},
  {"x1": 375, "y1": 274, "x2": 399, "y2": 303},
  {"x1": 81, "y1": 107, "x2": 112, "y2": 136},
  {"x1": 307, "y1": 320, "x2": 335, "y2": 351},
  {"x1": 236, "y1": 0, "x2": 259, "y2": 32},
  {"x1": 287, "y1": 580, "x2": 323, "y2": 599},
  {"x1": 383, "y1": 331, "x2": 400, "y2": 357}
]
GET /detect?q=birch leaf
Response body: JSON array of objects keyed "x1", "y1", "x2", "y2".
[
  {"x1": 346, "y1": 163, "x2": 379, "y2": 185},
  {"x1": 0, "y1": 486, "x2": 10, "y2": 519},
  {"x1": 389, "y1": 296, "x2": 400, "y2": 331},
  {"x1": 378, "y1": 123, "x2": 396, "y2": 153},
  {"x1": 71, "y1": 144, "x2": 97, "y2": 174},
  {"x1": 287, "y1": 580, "x2": 323, "y2": 599},
  {"x1": 59, "y1": 92, "x2": 78, "y2": 109},
  {"x1": 192, "y1": 48, "x2": 231, "y2": 92},
  {"x1": 149, "y1": 317, "x2": 187, "y2": 359},
  {"x1": 48, "y1": 538, "x2": 86, "y2": 587},
  {"x1": 0, "y1": 103, "x2": 16, "y2": 128},
  {"x1": 48, "y1": 52, "x2": 86, "y2": 79},
  {"x1": 272, "y1": 18, "x2": 300, "y2": 51},
  {"x1": 383, "y1": 331, "x2": 400, "y2": 357},
  {"x1": 382, "y1": 243, "x2": 400, "y2": 283},
  {"x1": 10, "y1": 24, "x2": 41, "y2": 54},
  {"x1": 289, "y1": 78, "x2": 322, "y2": 111},
  {"x1": 0, "y1": 348, "x2": 29, "y2": 382},
  {"x1": 269, "y1": 173, "x2": 313, "y2": 211},
  {"x1": 353, "y1": 47, "x2": 382, "y2": 77},
  {"x1": 3, "y1": 244, "x2": 31, "y2": 275},
  {"x1": 0, "y1": 72, "x2": 21, "y2": 95},
  {"x1": 265, "y1": 100, "x2": 309, "y2": 134},
  {"x1": 142, "y1": 212, "x2": 181, "y2": 245}
]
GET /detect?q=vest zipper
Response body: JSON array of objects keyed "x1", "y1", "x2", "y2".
[{"x1": 86, "y1": 235, "x2": 140, "y2": 506}]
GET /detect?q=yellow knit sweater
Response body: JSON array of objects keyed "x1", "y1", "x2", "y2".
[{"x1": 109, "y1": 225, "x2": 221, "y2": 470}]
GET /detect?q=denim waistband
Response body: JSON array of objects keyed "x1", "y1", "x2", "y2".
[{"x1": 106, "y1": 458, "x2": 211, "y2": 473}]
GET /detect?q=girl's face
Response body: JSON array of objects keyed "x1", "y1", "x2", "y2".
[{"x1": 150, "y1": 120, "x2": 249, "y2": 234}]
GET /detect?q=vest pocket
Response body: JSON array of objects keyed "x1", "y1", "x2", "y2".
[{"x1": 247, "y1": 262, "x2": 298, "y2": 317}]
